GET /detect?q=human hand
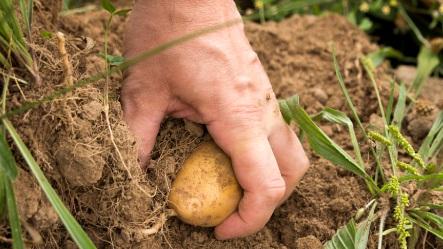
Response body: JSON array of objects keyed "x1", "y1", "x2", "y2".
[{"x1": 122, "y1": 0, "x2": 309, "y2": 239}]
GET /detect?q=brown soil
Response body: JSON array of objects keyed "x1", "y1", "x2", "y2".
[{"x1": 1, "y1": 2, "x2": 441, "y2": 249}]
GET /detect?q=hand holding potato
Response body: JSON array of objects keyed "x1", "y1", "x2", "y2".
[{"x1": 122, "y1": 0, "x2": 309, "y2": 239}]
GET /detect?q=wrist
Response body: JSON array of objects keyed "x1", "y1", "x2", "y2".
[{"x1": 129, "y1": 0, "x2": 241, "y2": 41}]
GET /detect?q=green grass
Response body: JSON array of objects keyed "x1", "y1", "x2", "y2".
[{"x1": 280, "y1": 52, "x2": 443, "y2": 248}]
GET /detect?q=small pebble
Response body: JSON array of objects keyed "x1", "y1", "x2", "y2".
[{"x1": 312, "y1": 88, "x2": 328, "y2": 105}]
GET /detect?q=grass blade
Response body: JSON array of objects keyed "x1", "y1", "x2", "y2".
[
  {"x1": 408, "y1": 211, "x2": 443, "y2": 239},
  {"x1": 420, "y1": 117, "x2": 443, "y2": 160},
  {"x1": 366, "y1": 47, "x2": 414, "y2": 68},
  {"x1": 18, "y1": 0, "x2": 33, "y2": 35},
  {"x1": 333, "y1": 52, "x2": 386, "y2": 184},
  {"x1": 3, "y1": 119, "x2": 96, "y2": 249},
  {"x1": 5, "y1": 177, "x2": 25, "y2": 249},
  {"x1": 0, "y1": 170, "x2": 5, "y2": 216},
  {"x1": 385, "y1": 80, "x2": 395, "y2": 125},
  {"x1": 399, "y1": 172, "x2": 443, "y2": 184},
  {"x1": 409, "y1": 46, "x2": 439, "y2": 97},
  {"x1": 312, "y1": 107, "x2": 364, "y2": 168},
  {"x1": 0, "y1": 131, "x2": 17, "y2": 179},
  {"x1": 398, "y1": 4, "x2": 428, "y2": 46},
  {"x1": 418, "y1": 112, "x2": 443, "y2": 161},
  {"x1": 281, "y1": 96, "x2": 371, "y2": 181},
  {"x1": 361, "y1": 57, "x2": 386, "y2": 123},
  {"x1": 392, "y1": 84, "x2": 407, "y2": 127},
  {"x1": 333, "y1": 52, "x2": 366, "y2": 134}
]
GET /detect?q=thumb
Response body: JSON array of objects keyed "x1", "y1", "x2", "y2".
[{"x1": 121, "y1": 88, "x2": 167, "y2": 168}]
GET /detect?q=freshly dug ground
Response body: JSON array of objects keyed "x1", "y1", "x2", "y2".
[{"x1": 1, "y1": 2, "x2": 440, "y2": 249}]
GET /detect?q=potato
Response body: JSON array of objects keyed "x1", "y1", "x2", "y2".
[{"x1": 168, "y1": 141, "x2": 242, "y2": 227}]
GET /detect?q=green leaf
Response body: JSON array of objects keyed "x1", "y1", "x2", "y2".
[
  {"x1": 0, "y1": 131, "x2": 17, "y2": 179},
  {"x1": 385, "y1": 80, "x2": 395, "y2": 124},
  {"x1": 5, "y1": 177, "x2": 25, "y2": 249},
  {"x1": 399, "y1": 172, "x2": 443, "y2": 183},
  {"x1": 40, "y1": 30, "x2": 53, "y2": 39},
  {"x1": 3, "y1": 119, "x2": 97, "y2": 249},
  {"x1": 324, "y1": 202, "x2": 376, "y2": 249},
  {"x1": 333, "y1": 52, "x2": 366, "y2": 134},
  {"x1": 392, "y1": 84, "x2": 406, "y2": 126},
  {"x1": 312, "y1": 107, "x2": 364, "y2": 168},
  {"x1": 333, "y1": 52, "x2": 385, "y2": 185},
  {"x1": 418, "y1": 112, "x2": 443, "y2": 161},
  {"x1": 114, "y1": 8, "x2": 131, "y2": 16},
  {"x1": 100, "y1": 0, "x2": 116, "y2": 14},
  {"x1": 100, "y1": 53, "x2": 125, "y2": 66},
  {"x1": 0, "y1": 170, "x2": 6, "y2": 216},
  {"x1": 358, "y1": 17, "x2": 373, "y2": 32},
  {"x1": 422, "y1": 204, "x2": 443, "y2": 210},
  {"x1": 18, "y1": 0, "x2": 33, "y2": 34},
  {"x1": 366, "y1": 47, "x2": 412, "y2": 68},
  {"x1": 281, "y1": 96, "x2": 370, "y2": 181},
  {"x1": 279, "y1": 97, "x2": 295, "y2": 124},
  {"x1": 408, "y1": 211, "x2": 443, "y2": 239},
  {"x1": 410, "y1": 46, "x2": 439, "y2": 97}
]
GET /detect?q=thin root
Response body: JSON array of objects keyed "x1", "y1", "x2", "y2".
[{"x1": 140, "y1": 210, "x2": 177, "y2": 236}]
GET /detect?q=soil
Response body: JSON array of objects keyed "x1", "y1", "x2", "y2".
[{"x1": 1, "y1": 2, "x2": 441, "y2": 249}]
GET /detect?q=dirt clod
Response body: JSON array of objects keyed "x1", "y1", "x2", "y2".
[{"x1": 295, "y1": 235, "x2": 323, "y2": 249}]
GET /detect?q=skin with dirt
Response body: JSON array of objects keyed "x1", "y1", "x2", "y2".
[{"x1": 1, "y1": 3, "x2": 440, "y2": 249}]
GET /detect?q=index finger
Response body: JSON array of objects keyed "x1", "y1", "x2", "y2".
[{"x1": 208, "y1": 123, "x2": 286, "y2": 240}]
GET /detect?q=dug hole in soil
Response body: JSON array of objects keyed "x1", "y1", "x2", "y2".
[{"x1": 1, "y1": 2, "x2": 441, "y2": 249}]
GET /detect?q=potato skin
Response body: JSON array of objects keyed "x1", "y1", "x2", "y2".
[{"x1": 168, "y1": 141, "x2": 242, "y2": 227}]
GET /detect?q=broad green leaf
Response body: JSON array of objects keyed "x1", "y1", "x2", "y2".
[
  {"x1": 3, "y1": 119, "x2": 97, "y2": 249},
  {"x1": 281, "y1": 96, "x2": 370, "y2": 181},
  {"x1": 100, "y1": 0, "x2": 116, "y2": 14},
  {"x1": 0, "y1": 131, "x2": 17, "y2": 179},
  {"x1": 324, "y1": 202, "x2": 376, "y2": 249},
  {"x1": 5, "y1": 177, "x2": 25, "y2": 249},
  {"x1": 392, "y1": 84, "x2": 406, "y2": 127},
  {"x1": 418, "y1": 112, "x2": 443, "y2": 161},
  {"x1": 408, "y1": 211, "x2": 443, "y2": 239},
  {"x1": 312, "y1": 107, "x2": 364, "y2": 168},
  {"x1": 410, "y1": 46, "x2": 439, "y2": 97}
]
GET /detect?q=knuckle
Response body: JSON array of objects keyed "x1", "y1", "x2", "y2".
[
  {"x1": 261, "y1": 178, "x2": 286, "y2": 203},
  {"x1": 298, "y1": 154, "x2": 310, "y2": 172}
]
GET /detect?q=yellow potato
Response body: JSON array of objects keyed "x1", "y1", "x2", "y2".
[{"x1": 168, "y1": 141, "x2": 242, "y2": 227}]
